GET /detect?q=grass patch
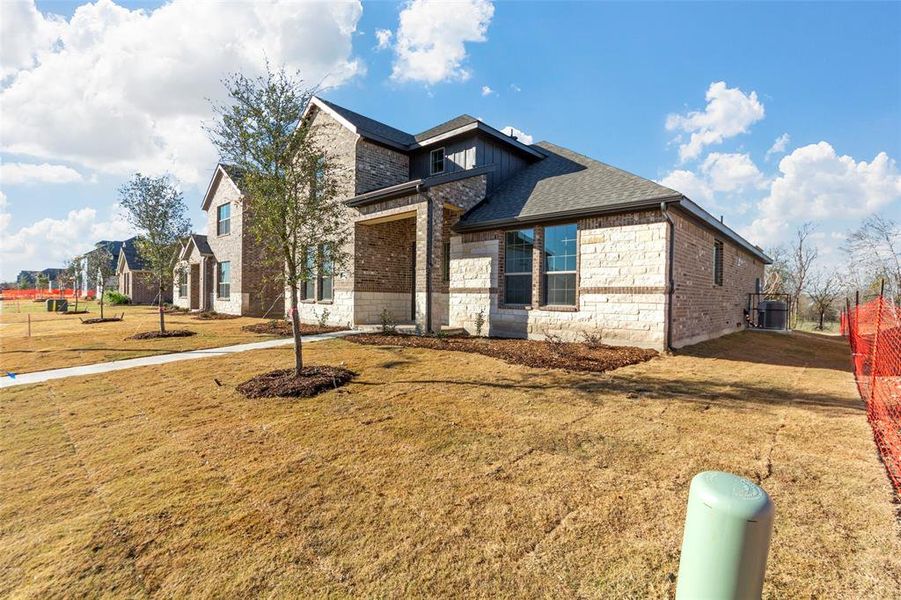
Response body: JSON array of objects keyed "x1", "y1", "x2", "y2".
[{"x1": 349, "y1": 333, "x2": 658, "y2": 372}]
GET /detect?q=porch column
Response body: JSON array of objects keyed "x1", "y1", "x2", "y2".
[{"x1": 414, "y1": 194, "x2": 444, "y2": 333}]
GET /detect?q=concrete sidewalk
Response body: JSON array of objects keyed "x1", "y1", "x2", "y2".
[{"x1": 0, "y1": 330, "x2": 359, "y2": 389}]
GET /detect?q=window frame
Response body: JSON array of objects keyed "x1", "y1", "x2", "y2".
[
  {"x1": 178, "y1": 269, "x2": 188, "y2": 298},
  {"x1": 216, "y1": 203, "x2": 231, "y2": 236},
  {"x1": 542, "y1": 223, "x2": 578, "y2": 307},
  {"x1": 442, "y1": 241, "x2": 451, "y2": 283},
  {"x1": 317, "y1": 244, "x2": 333, "y2": 302},
  {"x1": 217, "y1": 261, "x2": 231, "y2": 299},
  {"x1": 503, "y1": 228, "x2": 534, "y2": 306},
  {"x1": 429, "y1": 147, "x2": 446, "y2": 175},
  {"x1": 302, "y1": 248, "x2": 316, "y2": 301},
  {"x1": 713, "y1": 239, "x2": 724, "y2": 287}
]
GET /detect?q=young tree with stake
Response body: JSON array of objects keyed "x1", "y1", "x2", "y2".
[
  {"x1": 208, "y1": 66, "x2": 349, "y2": 378},
  {"x1": 84, "y1": 247, "x2": 116, "y2": 319},
  {"x1": 119, "y1": 174, "x2": 192, "y2": 333}
]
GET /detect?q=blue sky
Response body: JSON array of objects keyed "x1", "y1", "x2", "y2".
[{"x1": 1, "y1": 0, "x2": 899, "y2": 280}]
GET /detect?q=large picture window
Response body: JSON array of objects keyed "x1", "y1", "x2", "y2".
[
  {"x1": 504, "y1": 229, "x2": 534, "y2": 305},
  {"x1": 216, "y1": 204, "x2": 231, "y2": 236},
  {"x1": 544, "y1": 223, "x2": 577, "y2": 306},
  {"x1": 713, "y1": 239, "x2": 724, "y2": 286},
  {"x1": 318, "y1": 244, "x2": 333, "y2": 301},
  {"x1": 217, "y1": 261, "x2": 230, "y2": 299},
  {"x1": 302, "y1": 249, "x2": 315, "y2": 300}
]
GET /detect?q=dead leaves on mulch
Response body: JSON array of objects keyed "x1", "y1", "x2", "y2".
[
  {"x1": 236, "y1": 366, "x2": 356, "y2": 399},
  {"x1": 192, "y1": 311, "x2": 241, "y2": 321},
  {"x1": 81, "y1": 317, "x2": 123, "y2": 324},
  {"x1": 127, "y1": 330, "x2": 197, "y2": 340},
  {"x1": 348, "y1": 334, "x2": 658, "y2": 373},
  {"x1": 241, "y1": 320, "x2": 344, "y2": 337}
]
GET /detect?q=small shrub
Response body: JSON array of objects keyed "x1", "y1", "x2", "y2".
[
  {"x1": 316, "y1": 308, "x2": 330, "y2": 329},
  {"x1": 474, "y1": 309, "x2": 485, "y2": 336},
  {"x1": 582, "y1": 331, "x2": 604, "y2": 348},
  {"x1": 380, "y1": 309, "x2": 396, "y2": 334},
  {"x1": 104, "y1": 290, "x2": 130, "y2": 305}
]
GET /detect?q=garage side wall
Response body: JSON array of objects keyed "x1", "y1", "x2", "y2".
[{"x1": 670, "y1": 210, "x2": 765, "y2": 348}]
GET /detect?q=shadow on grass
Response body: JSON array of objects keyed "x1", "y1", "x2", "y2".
[{"x1": 675, "y1": 330, "x2": 853, "y2": 371}]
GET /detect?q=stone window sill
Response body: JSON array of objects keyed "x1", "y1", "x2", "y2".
[
  {"x1": 498, "y1": 304, "x2": 530, "y2": 311},
  {"x1": 538, "y1": 304, "x2": 579, "y2": 312},
  {"x1": 301, "y1": 299, "x2": 316, "y2": 304},
  {"x1": 317, "y1": 300, "x2": 334, "y2": 305}
]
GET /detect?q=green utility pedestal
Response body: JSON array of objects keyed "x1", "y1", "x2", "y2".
[{"x1": 676, "y1": 471, "x2": 774, "y2": 600}]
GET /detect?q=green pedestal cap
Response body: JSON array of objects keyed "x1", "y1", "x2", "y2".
[{"x1": 676, "y1": 471, "x2": 774, "y2": 600}]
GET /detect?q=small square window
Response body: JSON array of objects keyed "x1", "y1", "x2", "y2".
[
  {"x1": 217, "y1": 204, "x2": 231, "y2": 236},
  {"x1": 430, "y1": 148, "x2": 445, "y2": 175}
]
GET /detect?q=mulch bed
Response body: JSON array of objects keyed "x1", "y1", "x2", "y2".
[
  {"x1": 66, "y1": 310, "x2": 90, "y2": 315},
  {"x1": 127, "y1": 330, "x2": 197, "y2": 340},
  {"x1": 241, "y1": 320, "x2": 345, "y2": 337},
  {"x1": 81, "y1": 317, "x2": 123, "y2": 324},
  {"x1": 236, "y1": 366, "x2": 356, "y2": 399},
  {"x1": 348, "y1": 333, "x2": 658, "y2": 373},
  {"x1": 193, "y1": 311, "x2": 241, "y2": 321}
]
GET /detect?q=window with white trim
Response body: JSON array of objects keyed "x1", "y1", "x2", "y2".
[
  {"x1": 318, "y1": 244, "x2": 333, "y2": 301},
  {"x1": 178, "y1": 270, "x2": 188, "y2": 298},
  {"x1": 543, "y1": 223, "x2": 577, "y2": 306},
  {"x1": 302, "y1": 249, "x2": 315, "y2": 300},
  {"x1": 217, "y1": 203, "x2": 231, "y2": 236},
  {"x1": 217, "y1": 261, "x2": 230, "y2": 299},
  {"x1": 430, "y1": 148, "x2": 445, "y2": 175},
  {"x1": 504, "y1": 229, "x2": 534, "y2": 305}
]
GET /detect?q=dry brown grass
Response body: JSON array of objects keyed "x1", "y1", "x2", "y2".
[
  {"x1": 1, "y1": 330, "x2": 899, "y2": 598},
  {"x1": 0, "y1": 301, "x2": 287, "y2": 374}
]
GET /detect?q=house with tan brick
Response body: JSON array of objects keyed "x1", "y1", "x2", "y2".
[
  {"x1": 172, "y1": 165, "x2": 284, "y2": 317},
  {"x1": 183, "y1": 97, "x2": 770, "y2": 350}
]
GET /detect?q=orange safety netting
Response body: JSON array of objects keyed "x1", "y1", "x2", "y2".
[
  {"x1": 0, "y1": 289, "x2": 95, "y2": 300},
  {"x1": 843, "y1": 296, "x2": 901, "y2": 494}
]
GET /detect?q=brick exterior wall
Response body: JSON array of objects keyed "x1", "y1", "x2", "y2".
[
  {"x1": 670, "y1": 209, "x2": 764, "y2": 347},
  {"x1": 355, "y1": 139, "x2": 409, "y2": 194},
  {"x1": 205, "y1": 173, "x2": 245, "y2": 315},
  {"x1": 118, "y1": 265, "x2": 161, "y2": 305}
]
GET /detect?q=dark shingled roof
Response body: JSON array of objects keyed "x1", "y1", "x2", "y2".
[
  {"x1": 189, "y1": 234, "x2": 212, "y2": 256},
  {"x1": 121, "y1": 237, "x2": 146, "y2": 271},
  {"x1": 219, "y1": 163, "x2": 246, "y2": 192},
  {"x1": 457, "y1": 142, "x2": 680, "y2": 229},
  {"x1": 316, "y1": 98, "x2": 414, "y2": 147},
  {"x1": 414, "y1": 115, "x2": 479, "y2": 142}
]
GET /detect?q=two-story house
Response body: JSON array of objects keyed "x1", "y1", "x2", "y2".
[{"x1": 178, "y1": 97, "x2": 770, "y2": 350}]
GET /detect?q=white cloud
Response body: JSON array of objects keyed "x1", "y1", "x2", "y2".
[
  {"x1": 659, "y1": 169, "x2": 714, "y2": 204},
  {"x1": 659, "y1": 152, "x2": 764, "y2": 210},
  {"x1": 1, "y1": 162, "x2": 85, "y2": 185},
  {"x1": 765, "y1": 133, "x2": 791, "y2": 160},
  {"x1": 0, "y1": 1, "x2": 66, "y2": 79},
  {"x1": 744, "y1": 142, "x2": 901, "y2": 245},
  {"x1": 500, "y1": 126, "x2": 533, "y2": 145},
  {"x1": 481, "y1": 85, "x2": 494, "y2": 96},
  {"x1": 375, "y1": 28, "x2": 392, "y2": 50},
  {"x1": 666, "y1": 81, "x2": 765, "y2": 162},
  {"x1": 0, "y1": 0, "x2": 364, "y2": 185},
  {"x1": 700, "y1": 152, "x2": 765, "y2": 192},
  {"x1": 0, "y1": 202, "x2": 135, "y2": 280},
  {"x1": 510, "y1": 83, "x2": 521, "y2": 93},
  {"x1": 390, "y1": 0, "x2": 494, "y2": 84}
]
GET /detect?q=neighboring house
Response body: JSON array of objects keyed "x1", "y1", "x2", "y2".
[
  {"x1": 191, "y1": 97, "x2": 770, "y2": 350},
  {"x1": 81, "y1": 239, "x2": 126, "y2": 296},
  {"x1": 17, "y1": 268, "x2": 64, "y2": 290},
  {"x1": 172, "y1": 165, "x2": 284, "y2": 316},
  {"x1": 116, "y1": 238, "x2": 169, "y2": 304}
]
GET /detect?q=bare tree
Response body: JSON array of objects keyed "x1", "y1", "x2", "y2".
[
  {"x1": 84, "y1": 247, "x2": 116, "y2": 319},
  {"x1": 845, "y1": 215, "x2": 900, "y2": 303},
  {"x1": 763, "y1": 245, "x2": 789, "y2": 295},
  {"x1": 61, "y1": 257, "x2": 81, "y2": 311},
  {"x1": 207, "y1": 66, "x2": 349, "y2": 378},
  {"x1": 785, "y1": 222, "x2": 819, "y2": 326},
  {"x1": 807, "y1": 271, "x2": 841, "y2": 331},
  {"x1": 119, "y1": 174, "x2": 192, "y2": 333}
]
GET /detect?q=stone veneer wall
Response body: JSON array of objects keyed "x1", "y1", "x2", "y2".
[
  {"x1": 670, "y1": 209, "x2": 764, "y2": 347},
  {"x1": 449, "y1": 210, "x2": 669, "y2": 350}
]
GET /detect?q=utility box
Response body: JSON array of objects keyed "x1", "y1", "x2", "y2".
[{"x1": 45, "y1": 299, "x2": 68, "y2": 312}]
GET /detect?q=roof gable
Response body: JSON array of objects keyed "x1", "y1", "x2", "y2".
[{"x1": 201, "y1": 164, "x2": 244, "y2": 211}]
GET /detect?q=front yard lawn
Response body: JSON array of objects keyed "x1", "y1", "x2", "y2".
[
  {"x1": 1, "y1": 331, "x2": 899, "y2": 597},
  {"x1": 0, "y1": 302, "x2": 295, "y2": 374}
]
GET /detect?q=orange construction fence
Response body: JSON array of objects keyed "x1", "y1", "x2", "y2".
[
  {"x1": 0, "y1": 288, "x2": 96, "y2": 301},
  {"x1": 842, "y1": 294, "x2": 901, "y2": 495}
]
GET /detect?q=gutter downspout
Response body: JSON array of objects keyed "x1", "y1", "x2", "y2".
[{"x1": 660, "y1": 201, "x2": 676, "y2": 352}]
